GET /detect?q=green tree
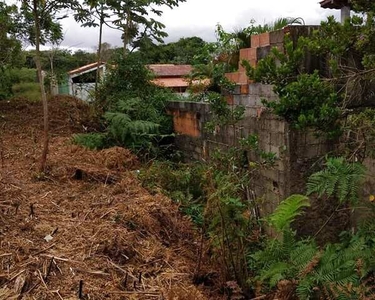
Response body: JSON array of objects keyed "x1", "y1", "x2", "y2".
[
  {"x1": 134, "y1": 36, "x2": 207, "y2": 64},
  {"x1": 109, "y1": 0, "x2": 186, "y2": 56},
  {"x1": 19, "y1": 0, "x2": 82, "y2": 172},
  {"x1": 0, "y1": 2, "x2": 23, "y2": 99}
]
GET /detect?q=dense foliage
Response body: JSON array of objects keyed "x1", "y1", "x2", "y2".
[
  {"x1": 141, "y1": 154, "x2": 375, "y2": 299},
  {"x1": 133, "y1": 36, "x2": 208, "y2": 65},
  {"x1": 74, "y1": 54, "x2": 175, "y2": 156},
  {"x1": 244, "y1": 13, "x2": 375, "y2": 140},
  {"x1": 0, "y1": 3, "x2": 23, "y2": 99}
]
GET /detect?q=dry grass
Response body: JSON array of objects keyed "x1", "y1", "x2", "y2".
[{"x1": 0, "y1": 96, "x2": 221, "y2": 300}]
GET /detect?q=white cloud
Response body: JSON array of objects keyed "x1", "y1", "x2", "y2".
[{"x1": 31, "y1": 0, "x2": 342, "y2": 49}]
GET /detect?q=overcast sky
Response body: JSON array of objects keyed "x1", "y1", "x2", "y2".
[{"x1": 51, "y1": 0, "x2": 340, "y2": 51}]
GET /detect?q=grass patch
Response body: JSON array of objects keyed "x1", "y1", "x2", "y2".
[{"x1": 12, "y1": 82, "x2": 41, "y2": 102}]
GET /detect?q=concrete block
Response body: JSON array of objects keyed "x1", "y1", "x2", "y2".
[
  {"x1": 260, "y1": 168, "x2": 279, "y2": 183},
  {"x1": 275, "y1": 161, "x2": 286, "y2": 172},
  {"x1": 248, "y1": 83, "x2": 262, "y2": 96},
  {"x1": 244, "y1": 107, "x2": 258, "y2": 118},
  {"x1": 260, "y1": 84, "x2": 275, "y2": 97},
  {"x1": 257, "y1": 46, "x2": 271, "y2": 60},
  {"x1": 269, "y1": 29, "x2": 285, "y2": 44},
  {"x1": 270, "y1": 145, "x2": 281, "y2": 157},
  {"x1": 270, "y1": 132, "x2": 284, "y2": 147}
]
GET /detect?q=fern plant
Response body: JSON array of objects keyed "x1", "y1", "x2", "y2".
[
  {"x1": 251, "y1": 188, "x2": 375, "y2": 300},
  {"x1": 307, "y1": 157, "x2": 366, "y2": 204},
  {"x1": 105, "y1": 111, "x2": 160, "y2": 149},
  {"x1": 268, "y1": 194, "x2": 310, "y2": 232}
]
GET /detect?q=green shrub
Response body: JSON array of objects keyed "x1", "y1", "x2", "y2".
[
  {"x1": 0, "y1": 69, "x2": 12, "y2": 100},
  {"x1": 139, "y1": 161, "x2": 206, "y2": 227},
  {"x1": 95, "y1": 54, "x2": 174, "y2": 156},
  {"x1": 9, "y1": 68, "x2": 37, "y2": 84},
  {"x1": 11, "y1": 82, "x2": 41, "y2": 101},
  {"x1": 251, "y1": 189, "x2": 375, "y2": 299},
  {"x1": 72, "y1": 133, "x2": 108, "y2": 150}
]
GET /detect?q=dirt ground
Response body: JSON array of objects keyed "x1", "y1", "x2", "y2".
[{"x1": 0, "y1": 96, "x2": 221, "y2": 300}]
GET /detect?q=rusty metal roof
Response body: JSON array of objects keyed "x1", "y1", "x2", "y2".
[
  {"x1": 320, "y1": 0, "x2": 350, "y2": 9},
  {"x1": 148, "y1": 64, "x2": 193, "y2": 77},
  {"x1": 68, "y1": 62, "x2": 106, "y2": 76}
]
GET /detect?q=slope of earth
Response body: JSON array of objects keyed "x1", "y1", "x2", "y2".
[{"x1": 0, "y1": 96, "x2": 220, "y2": 300}]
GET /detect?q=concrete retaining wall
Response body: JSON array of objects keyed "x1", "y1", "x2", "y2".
[{"x1": 167, "y1": 83, "x2": 333, "y2": 216}]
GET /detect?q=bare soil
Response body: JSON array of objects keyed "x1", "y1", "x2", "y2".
[{"x1": 0, "y1": 96, "x2": 220, "y2": 300}]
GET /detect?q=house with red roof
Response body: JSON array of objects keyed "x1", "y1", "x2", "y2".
[
  {"x1": 147, "y1": 64, "x2": 193, "y2": 95},
  {"x1": 66, "y1": 62, "x2": 197, "y2": 101}
]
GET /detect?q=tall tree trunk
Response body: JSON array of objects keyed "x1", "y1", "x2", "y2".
[
  {"x1": 33, "y1": 0, "x2": 49, "y2": 173},
  {"x1": 49, "y1": 50, "x2": 55, "y2": 95},
  {"x1": 95, "y1": 3, "x2": 104, "y2": 100}
]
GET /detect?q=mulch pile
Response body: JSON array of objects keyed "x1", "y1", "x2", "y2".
[{"x1": 0, "y1": 96, "x2": 220, "y2": 300}]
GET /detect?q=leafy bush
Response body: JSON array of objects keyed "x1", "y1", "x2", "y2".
[
  {"x1": 243, "y1": 37, "x2": 341, "y2": 138},
  {"x1": 139, "y1": 161, "x2": 206, "y2": 227},
  {"x1": 251, "y1": 188, "x2": 375, "y2": 300},
  {"x1": 76, "y1": 55, "x2": 175, "y2": 156},
  {"x1": 11, "y1": 82, "x2": 41, "y2": 101},
  {"x1": 9, "y1": 68, "x2": 37, "y2": 84},
  {"x1": 72, "y1": 133, "x2": 108, "y2": 150},
  {"x1": 0, "y1": 69, "x2": 12, "y2": 100},
  {"x1": 264, "y1": 72, "x2": 341, "y2": 137}
]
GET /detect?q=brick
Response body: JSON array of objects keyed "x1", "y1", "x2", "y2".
[
  {"x1": 249, "y1": 48, "x2": 257, "y2": 60},
  {"x1": 239, "y1": 48, "x2": 257, "y2": 71},
  {"x1": 225, "y1": 95, "x2": 234, "y2": 105},
  {"x1": 251, "y1": 34, "x2": 260, "y2": 48},
  {"x1": 225, "y1": 72, "x2": 239, "y2": 83},
  {"x1": 239, "y1": 59, "x2": 257, "y2": 72},
  {"x1": 238, "y1": 71, "x2": 249, "y2": 84},
  {"x1": 259, "y1": 32, "x2": 270, "y2": 47},
  {"x1": 249, "y1": 59, "x2": 257, "y2": 67},
  {"x1": 240, "y1": 48, "x2": 253, "y2": 60},
  {"x1": 240, "y1": 84, "x2": 249, "y2": 95}
]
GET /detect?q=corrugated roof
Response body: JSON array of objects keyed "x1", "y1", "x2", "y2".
[
  {"x1": 68, "y1": 62, "x2": 106, "y2": 76},
  {"x1": 152, "y1": 78, "x2": 190, "y2": 88},
  {"x1": 148, "y1": 64, "x2": 193, "y2": 77},
  {"x1": 320, "y1": 0, "x2": 349, "y2": 9}
]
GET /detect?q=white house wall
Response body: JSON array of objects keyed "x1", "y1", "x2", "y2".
[{"x1": 71, "y1": 83, "x2": 95, "y2": 102}]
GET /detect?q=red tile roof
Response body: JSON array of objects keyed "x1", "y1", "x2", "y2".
[
  {"x1": 148, "y1": 64, "x2": 193, "y2": 77},
  {"x1": 151, "y1": 77, "x2": 190, "y2": 88}
]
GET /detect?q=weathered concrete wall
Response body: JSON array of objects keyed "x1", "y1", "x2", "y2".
[
  {"x1": 167, "y1": 81, "x2": 367, "y2": 242},
  {"x1": 168, "y1": 83, "x2": 293, "y2": 216},
  {"x1": 166, "y1": 25, "x2": 375, "y2": 241}
]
